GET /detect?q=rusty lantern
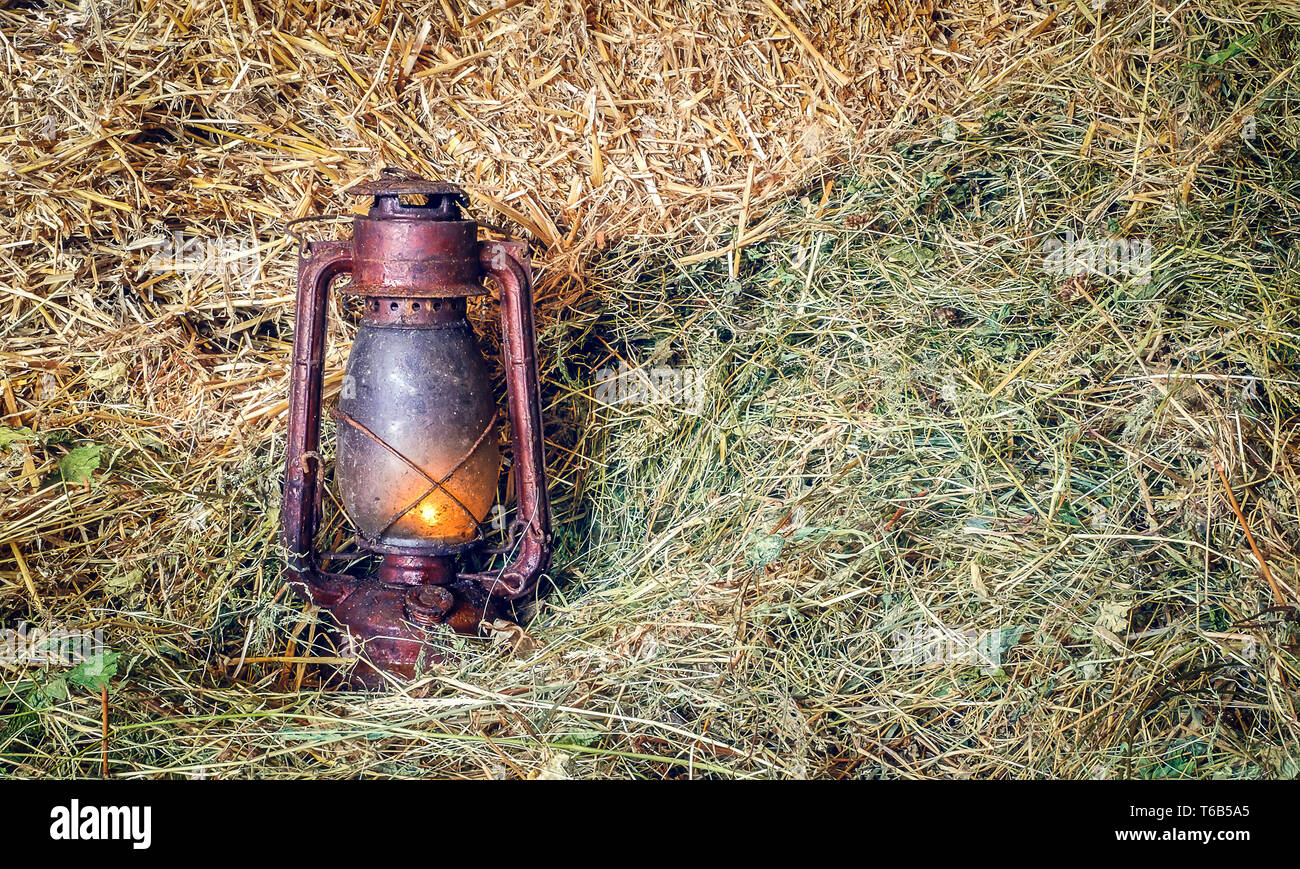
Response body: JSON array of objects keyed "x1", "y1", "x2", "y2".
[{"x1": 282, "y1": 173, "x2": 551, "y2": 686}]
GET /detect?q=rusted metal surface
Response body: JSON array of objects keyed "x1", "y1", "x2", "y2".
[
  {"x1": 280, "y1": 173, "x2": 552, "y2": 686},
  {"x1": 327, "y1": 566, "x2": 500, "y2": 687},
  {"x1": 283, "y1": 240, "x2": 351, "y2": 608},
  {"x1": 352, "y1": 177, "x2": 469, "y2": 204},
  {"x1": 348, "y1": 181, "x2": 484, "y2": 299},
  {"x1": 459, "y1": 242, "x2": 553, "y2": 600},
  {"x1": 377, "y1": 553, "x2": 453, "y2": 586},
  {"x1": 362, "y1": 296, "x2": 466, "y2": 327}
]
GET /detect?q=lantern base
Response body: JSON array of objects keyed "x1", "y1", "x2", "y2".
[{"x1": 321, "y1": 555, "x2": 501, "y2": 688}]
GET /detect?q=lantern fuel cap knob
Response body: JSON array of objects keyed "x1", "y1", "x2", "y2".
[{"x1": 405, "y1": 586, "x2": 455, "y2": 627}]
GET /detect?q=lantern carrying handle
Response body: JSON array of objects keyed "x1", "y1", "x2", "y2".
[
  {"x1": 283, "y1": 239, "x2": 353, "y2": 607},
  {"x1": 461, "y1": 241, "x2": 553, "y2": 600}
]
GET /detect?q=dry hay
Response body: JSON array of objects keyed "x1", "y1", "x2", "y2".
[{"x1": 1, "y1": 0, "x2": 1299, "y2": 778}]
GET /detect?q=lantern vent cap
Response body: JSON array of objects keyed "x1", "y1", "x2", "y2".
[
  {"x1": 354, "y1": 169, "x2": 470, "y2": 222},
  {"x1": 353, "y1": 177, "x2": 469, "y2": 202}
]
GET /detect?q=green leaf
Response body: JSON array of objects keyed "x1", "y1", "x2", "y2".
[
  {"x1": 555, "y1": 730, "x2": 604, "y2": 748},
  {"x1": 1204, "y1": 36, "x2": 1257, "y2": 65},
  {"x1": 67, "y1": 651, "x2": 119, "y2": 693},
  {"x1": 0, "y1": 426, "x2": 35, "y2": 451},
  {"x1": 58, "y1": 444, "x2": 102, "y2": 486},
  {"x1": 35, "y1": 675, "x2": 70, "y2": 703}
]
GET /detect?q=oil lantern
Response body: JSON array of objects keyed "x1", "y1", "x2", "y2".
[{"x1": 281, "y1": 172, "x2": 551, "y2": 686}]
